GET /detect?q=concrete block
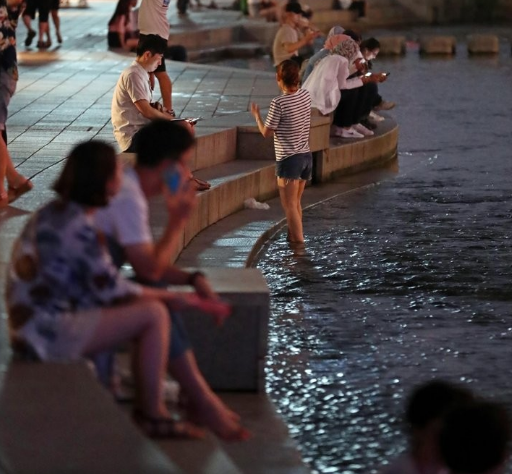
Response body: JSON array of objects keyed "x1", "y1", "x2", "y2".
[
  {"x1": 236, "y1": 126, "x2": 275, "y2": 160},
  {"x1": 467, "y1": 34, "x2": 499, "y2": 54},
  {"x1": 313, "y1": 120, "x2": 398, "y2": 182},
  {"x1": 420, "y1": 36, "x2": 456, "y2": 55},
  {"x1": 177, "y1": 268, "x2": 270, "y2": 391},
  {"x1": 194, "y1": 129, "x2": 237, "y2": 170},
  {"x1": 377, "y1": 36, "x2": 406, "y2": 56},
  {"x1": 310, "y1": 114, "x2": 331, "y2": 152},
  {"x1": 0, "y1": 363, "x2": 180, "y2": 474}
]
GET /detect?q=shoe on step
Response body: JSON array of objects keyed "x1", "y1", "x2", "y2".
[
  {"x1": 369, "y1": 111, "x2": 385, "y2": 122},
  {"x1": 340, "y1": 127, "x2": 364, "y2": 139},
  {"x1": 353, "y1": 123, "x2": 374, "y2": 136}
]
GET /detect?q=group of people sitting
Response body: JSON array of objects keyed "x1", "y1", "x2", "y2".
[
  {"x1": 273, "y1": 7, "x2": 395, "y2": 139},
  {"x1": 381, "y1": 380, "x2": 510, "y2": 474},
  {"x1": 302, "y1": 27, "x2": 395, "y2": 138}
]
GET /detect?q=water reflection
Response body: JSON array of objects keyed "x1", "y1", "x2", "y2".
[{"x1": 257, "y1": 38, "x2": 512, "y2": 474}]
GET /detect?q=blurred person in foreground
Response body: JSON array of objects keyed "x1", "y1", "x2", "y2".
[
  {"x1": 380, "y1": 380, "x2": 474, "y2": 474},
  {"x1": 5, "y1": 140, "x2": 231, "y2": 438},
  {"x1": 94, "y1": 120, "x2": 250, "y2": 441}
]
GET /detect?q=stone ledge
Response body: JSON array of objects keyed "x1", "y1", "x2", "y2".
[
  {"x1": 172, "y1": 268, "x2": 270, "y2": 391},
  {"x1": 377, "y1": 36, "x2": 407, "y2": 56},
  {"x1": 467, "y1": 34, "x2": 500, "y2": 54},
  {"x1": 420, "y1": 36, "x2": 457, "y2": 55},
  {"x1": 0, "y1": 362, "x2": 179, "y2": 474}
]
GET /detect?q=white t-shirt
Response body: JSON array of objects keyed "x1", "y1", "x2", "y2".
[
  {"x1": 138, "y1": 0, "x2": 170, "y2": 40},
  {"x1": 264, "y1": 88, "x2": 311, "y2": 161},
  {"x1": 111, "y1": 61, "x2": 152, "y2": 152},
  {"x1": 94, "y1": 167, "x2": 152, "y2": 248},
  {"x1": 272, "y1": 23, "x2": 299, "y2": 66}
]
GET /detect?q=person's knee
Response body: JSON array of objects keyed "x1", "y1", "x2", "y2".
[{"x1": 142, "y1": 299, "x2": 170, "y2": 332}]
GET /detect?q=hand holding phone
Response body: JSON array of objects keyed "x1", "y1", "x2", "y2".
[{"x1": 164, "y1": 165, "x2": 183, "y2": 194}]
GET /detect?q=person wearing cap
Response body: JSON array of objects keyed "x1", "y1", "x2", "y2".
[{"x1": 272, "y1": 2, "x2": 319, "y2": 67}]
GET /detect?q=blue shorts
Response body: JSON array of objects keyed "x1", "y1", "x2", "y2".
[{"x1": 276, "y1": 152, "x2": 313, "y2": 181}]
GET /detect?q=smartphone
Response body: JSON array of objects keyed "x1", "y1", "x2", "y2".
[
  {"x1": 164, "y1": 165, "x2": 182, "y2": 194},
  {"x1": 364, "y1": 72, "x2": 372, "y2": 77},
  {"x1": 186, "y1": 117, "x2": 202, "y2": 125},
  {"x1": 383, "y1": 72, "x2": 391, "y2": 76}
]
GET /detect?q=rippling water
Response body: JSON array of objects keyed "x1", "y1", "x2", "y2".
[{"x1": 256, "y1": 38, "x2": 512, "y2": 473}]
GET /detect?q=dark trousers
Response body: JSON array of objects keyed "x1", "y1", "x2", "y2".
[{"x1": 333, "y1": 83, "x2": 381, "y2": 127}]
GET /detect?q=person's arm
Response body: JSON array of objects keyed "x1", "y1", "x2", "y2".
[
  {"x1": 282, "y1": 28, "x2": 319, "y2": 53},
  {"x1": 124, "y1": 175, "x2": 196, "y2": 282},
  {"x1": 250, "y1": 103, "x2": 274, "y2": 138},
  {"x1": 140, "y1": 286, "x2": 231, "y2": 326},
  {"x1": 134, "y1": 99, "x2": 176, "y2": 121}
]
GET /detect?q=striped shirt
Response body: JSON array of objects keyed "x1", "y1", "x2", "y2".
[{"x1": 265, "y1": 88, "x2": 312, "y2": 162}]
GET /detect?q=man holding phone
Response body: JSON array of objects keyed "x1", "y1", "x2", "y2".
[
  {"x1": 95, "y1": 120, "x2": 249, "y2": 441},
  {"x1": 111, "y1": 34, "x2": 193, "y2": 153}
]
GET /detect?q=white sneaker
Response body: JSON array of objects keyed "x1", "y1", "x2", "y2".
[
  {"x1": 353, "y1": 123, "x2": 374, "y2": 136},
  {"x1": 369, "y1": 111, "x2": 385, "y2": 122},
  {"x1": 340, "y1": 127, "x2": 364, "y2": 139}
]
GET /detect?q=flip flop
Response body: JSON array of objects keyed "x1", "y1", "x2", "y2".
[
  {"x1": 8, "y1": 180, "x2": 33, "y2": 204},
  {"x1": 191, "y1": 177, "x2": 211, "y2": 192},
  {"x1": 132, "y1": 409, "x2": 205, "y2": 439}
]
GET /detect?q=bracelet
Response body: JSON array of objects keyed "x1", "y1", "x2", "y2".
[{"x1": 187, "y1": 271, "x2": 205, "y2": 286}]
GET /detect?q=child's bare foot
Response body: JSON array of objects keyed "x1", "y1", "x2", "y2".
[{"x1": 187, "y1": 395, "x2": 250, "y2": 441}]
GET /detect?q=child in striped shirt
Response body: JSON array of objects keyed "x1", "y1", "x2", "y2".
[{"x1": 250, "y1": 59, "x2": 312, "y2": 244}]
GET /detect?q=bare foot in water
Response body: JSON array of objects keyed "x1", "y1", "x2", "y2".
[{"x1": 187, "y1": 394, "x2": 250, "y2": 441}]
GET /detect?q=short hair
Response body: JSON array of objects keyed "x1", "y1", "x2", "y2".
[
  {"x1": 440, "y1": 401, "x2": 511, "y2": 473},
  {"x1": 136, "y1": 34, "x2": 166, "y2": 57},
  {"x1": 405, "y1": 380, "x2": 474, "y2": 430},
  {"x1": 133, "y1": 120, "x2": 196, "y2": 168},
  {"x1": 53, "y1": 140, "x2": 117, "y2": 207},
  {"x1": 343, "y1": 29, "x2": 362, "y2": 44},
  {"x1": 276, "y1": 59, "x2": 300, "y2": 88},
  {"x1": 360, "y1": 37, "x2": 381, "y2": 52}
]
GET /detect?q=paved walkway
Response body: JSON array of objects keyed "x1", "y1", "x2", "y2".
[{"x1": 9, "y1": 0, "x2": 278, "y2": 190}]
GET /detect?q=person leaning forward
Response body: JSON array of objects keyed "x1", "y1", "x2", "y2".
[{"x1": 94, "y1": 120, "x2": 250, "y2": 441}]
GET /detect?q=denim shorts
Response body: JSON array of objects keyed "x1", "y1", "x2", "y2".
[{"x1": 276, "y1": 152, "x2": 313, "y2": 180}]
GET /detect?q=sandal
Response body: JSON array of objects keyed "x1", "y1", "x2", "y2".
[
  {"x1": 8, "y1": 180, "x2": 33, "y2": 204},
  {"x1": 191, "y1": 176, "x2": 211, "y2": 192},
  {"x1": 132, "y1": 409, "x2": 205, "y2": 439}
]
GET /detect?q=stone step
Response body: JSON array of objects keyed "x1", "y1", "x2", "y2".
[
  {"x1": 189, "y1": 42, "x2": 268, "y2": 63},
  {"x1": 307, "y1": 0, "x2": 339, "y2": 11},
  {"x1": 312, "y1": 9, "x2": 358, "y2": 31},
  {"x1": 158, "y1": 393, "x2": 310, "y2": 474},
  {"x1": 144, "y1": 112, "x2": 331, "y2": 261},
  {"x1": 169, "y1": 21, "x2": 278, "y2": 52},
  {"x1": 0, "y1": 362, "x2": 180, "y2": 474},
  {"x1": 177, "y1": 117, "x2": 399, "y2": 269}
]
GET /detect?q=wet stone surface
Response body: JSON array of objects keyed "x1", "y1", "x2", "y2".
[{"x1": 256, "y1": 39, "x2": 512, "y2": 473}]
